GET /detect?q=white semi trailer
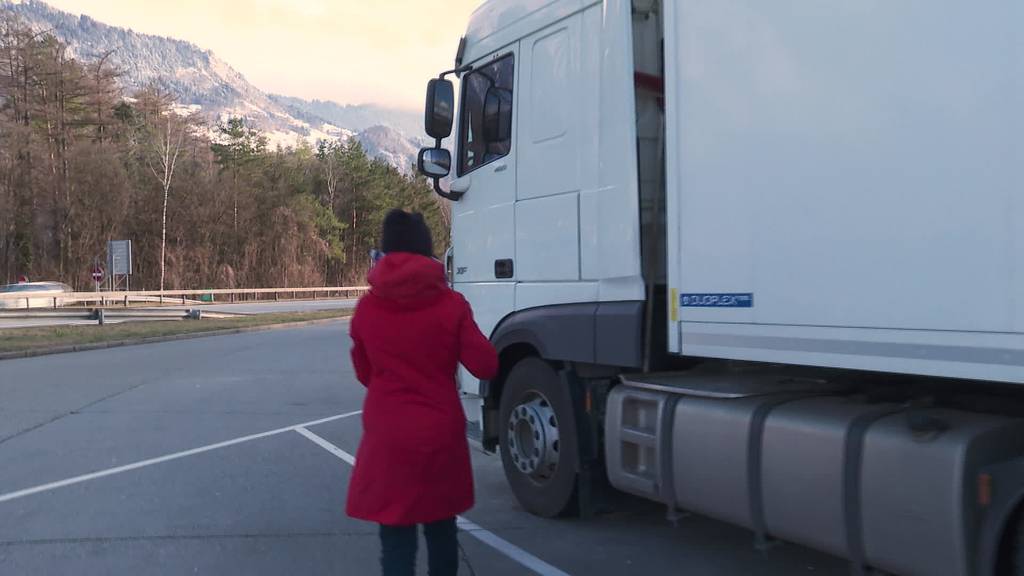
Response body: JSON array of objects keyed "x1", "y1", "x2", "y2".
[{"x1": 416, "y1": 1, "x2": 1024, "y2": 575}]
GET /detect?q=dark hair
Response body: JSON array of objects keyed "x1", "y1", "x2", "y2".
[{"x1": 380, "y1": 209, "x2": 434, "y2": 258}]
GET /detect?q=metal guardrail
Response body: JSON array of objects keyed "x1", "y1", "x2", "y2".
[
  {"x1": 0, "y1": 286, "x2": 369, "y2": 310},
  {"x1": 0, "y1": 307, "x2": 241, "y2": 326}
]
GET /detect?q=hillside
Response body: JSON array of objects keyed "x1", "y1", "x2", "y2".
[
  {"x1": 0, "y1": 0, "x2": 423, "y2": 169},
  {"x1": 271, "y1": 96, "x2": 425, "y2": 141},
  {"x1": 357, "y1": 125, "x2": 422, "y2": 173}
]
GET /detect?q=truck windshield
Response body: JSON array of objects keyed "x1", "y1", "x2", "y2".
[{"x1": 458, "y1": 54, "x2": 514, "y2": 175}]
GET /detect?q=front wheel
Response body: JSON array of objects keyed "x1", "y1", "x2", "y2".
[
  {"x1": 498, "y1": 357, "x2": 579, "y2": 518},
  {"x1": 1003, "y1": 506, "x2": 1024, "y2": 575}
]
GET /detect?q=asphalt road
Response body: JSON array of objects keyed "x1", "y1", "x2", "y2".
[{"x1": 0, "y1": 322, "x2": 849, "y2": 575}]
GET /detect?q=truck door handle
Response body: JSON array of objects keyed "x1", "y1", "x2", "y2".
[
  {"x1": 493, "y1": 162, "x2": 508, "y2": 173},
  {"x1": 444, "y1": 247, "x2": 454, "y2": 285},
  {"x1": 495, "y1": 259, "x2": 514, "y2": 279}
]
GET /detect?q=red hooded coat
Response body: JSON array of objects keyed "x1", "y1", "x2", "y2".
[{"x1": 346, "y1": 253, "x2": 498, "y2": 525}]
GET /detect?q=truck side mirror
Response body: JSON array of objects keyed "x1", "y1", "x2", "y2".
[
  {"x1": 420, "y1": 146, "x2": 462, "y2": 202},
  {"x1": 483, "y1": 87, "x2": 513, "y2": 143},
  {"x1": 424, "y1": 78, "x2": 454, "y2": 139},
  {"x1": 418, "y1": 147, "x2": 451, "y2": 179}
]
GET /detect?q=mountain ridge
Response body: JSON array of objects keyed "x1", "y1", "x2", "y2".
[
  {"x1": 269, "y1": 95, "x2": 424, "y2": 140},
  {"x1": 0, "y1": 0, "x2": 425, "y2": 170}
]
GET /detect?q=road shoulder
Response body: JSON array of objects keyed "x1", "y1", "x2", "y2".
[{"x1": 0, "y1": 311, "x2": 352, "y2": 362}]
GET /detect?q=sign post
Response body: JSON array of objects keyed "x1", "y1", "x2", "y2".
[{"x1": 107, "y1": 240, "x2": 133, "y2": 291}]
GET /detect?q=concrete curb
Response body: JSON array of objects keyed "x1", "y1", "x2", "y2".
[{"x1": 0, "y1": 315, "x2": 351, "y2": 362}]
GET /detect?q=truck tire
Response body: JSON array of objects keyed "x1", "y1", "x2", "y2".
[
  {"x1": 498, "y1": 357, "x2": 579, "y2": 518},
  {"x1": 993, "y1": 505, "x2": 1024, "y2": 575},
  {"x1": 1011, "y1": 508, "x2": 1024, "y2": 575}
]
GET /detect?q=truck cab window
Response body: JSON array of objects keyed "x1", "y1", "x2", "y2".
[{"x1": 458, "y1": 54, "x2": 514, "y2": 175}]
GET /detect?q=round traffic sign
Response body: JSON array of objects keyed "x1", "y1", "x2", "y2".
[{"x1": 92, "y1": 267, "x2": 104, "y2": 282}]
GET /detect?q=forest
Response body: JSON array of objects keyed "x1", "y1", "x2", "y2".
[{"x1": 0, "y1": 14, "x2": 446, "y2": 290}]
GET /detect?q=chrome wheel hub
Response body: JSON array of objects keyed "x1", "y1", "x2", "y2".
[{"x1": 507, "y1": 393, "x2": 560, "y2": 481}]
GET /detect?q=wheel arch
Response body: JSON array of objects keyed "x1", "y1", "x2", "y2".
[
  {"x1": 977, "y1": 458, "x2": 1024, "y2": 575},
  {"x1": 479, "y1": 301, "x2": 644, "y2": 450},
  {"x1": 481, "y1": 340, "x2": 544, "y2": 451}
]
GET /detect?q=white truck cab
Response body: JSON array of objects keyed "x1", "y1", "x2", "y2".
[
  {"x1": 417, "y1": 2, "x2": 1024, "y2": 575},
  {"x1": 421, "y1": 0, "x2": 648, "y2": 383}
]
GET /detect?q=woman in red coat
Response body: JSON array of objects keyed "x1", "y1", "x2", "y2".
[{"x1": 347, "y1": 209, "x2": 498, "y2": 576}]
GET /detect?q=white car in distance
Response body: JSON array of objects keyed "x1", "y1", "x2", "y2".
[{"x1": 0, "y1": 282, "x2": 75, "y2": 309}]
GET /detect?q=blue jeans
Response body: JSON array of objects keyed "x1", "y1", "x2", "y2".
[{"x1": 379, "y1": 517, "x2": 458, "y2": 576}]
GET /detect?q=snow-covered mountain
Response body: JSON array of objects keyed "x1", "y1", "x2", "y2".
[
  {"x1": 1, "y1": 0, "x2": 424, "y2": 170},
  {"x1": 271, "y1": 96, "x2": 425, "y2": 141},
  {"x1": 357, "y1": 126, "x2": 423, "y2": 173}
]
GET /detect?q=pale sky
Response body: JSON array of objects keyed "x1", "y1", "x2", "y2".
[{"x1": 44, "y1": 0, "x2": 483, "y2": 110}]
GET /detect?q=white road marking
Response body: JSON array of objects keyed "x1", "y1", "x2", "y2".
[
  {"x1": 0, "y1": 410, "x2": 363, "y2": 505},
  {"x1": 293, "y1": 426, "x2": 572, "y2": 576},
  {"x1": 455, "y1": 516, "x2": 572, "y2": 576},
  {"x1": 294, "y1": 427, "x2": 355, "y2": 465}
]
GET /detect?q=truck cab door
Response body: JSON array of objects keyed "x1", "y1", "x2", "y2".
[{"x1": 451, "y1": 48, "x2": 519, "y2": 395}]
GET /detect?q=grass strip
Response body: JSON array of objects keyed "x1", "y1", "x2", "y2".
[{"x1": 0, "y1": 309, "x2": 353, "y2": 354}]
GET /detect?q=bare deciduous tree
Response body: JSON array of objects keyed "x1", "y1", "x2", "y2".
[
  {"x1": 137, "y1": 89, "x2": 193, "y2": 290},
  {"x1": 317, "y1": 139, "x2": 342, "y2": 210}
]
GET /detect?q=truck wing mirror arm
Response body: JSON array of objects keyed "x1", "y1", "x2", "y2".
[{"x1": 433, "y1": 178, "x2": 464, "y2": 202}]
